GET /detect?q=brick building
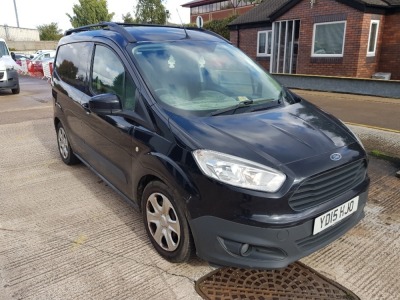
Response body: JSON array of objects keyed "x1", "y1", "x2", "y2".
[
  {"x1": 229, "y1": 0, "x2": 400, "y2": 80},
  {"x1": 182, "y1": 0, "x2": 258, "y2": 23}
]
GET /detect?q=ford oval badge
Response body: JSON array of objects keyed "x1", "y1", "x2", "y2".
[{"x1": 330, "y1": 153, "x2": 342, "y2": 161}]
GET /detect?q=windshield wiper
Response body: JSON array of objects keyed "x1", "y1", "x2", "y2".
[
  {"x1": 248, "y1": 92, "x2": 283, "y2": 113},
  {"x1": 248, "y1": 99, "x2": 281, "y2": 112},
  {"x1": 211, "y1": 99, "x2": 254, "y2": 116}
]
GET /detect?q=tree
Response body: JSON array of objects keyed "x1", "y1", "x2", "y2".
[
  {"x1": 203, "y1": 15, "x2": 238, "y2": 40},
  {"x1": 122, "y1": 12, "x2": 135, "y2": 23},
  {"x1": 37, "y1": 23, "x2": 63, "y2": 41},
  {"x1": 135, "y1": 0, "x2": 170, "y2": 25},
  {"x1": 57, "y1": 60, "x2": 78, "y2": 82},
  {"x1": 67, "y1": 0, "x2": 115, "y2": 28}
]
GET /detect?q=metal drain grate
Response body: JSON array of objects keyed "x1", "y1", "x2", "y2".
[{"x1": 195, "y1": 262, "x2": 359, "y2": 300}]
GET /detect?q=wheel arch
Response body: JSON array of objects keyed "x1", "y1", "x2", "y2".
[
  {"x1": 134, "y1": 152, "x2": 200, "y2": 219},
  {"x1": 54, "y1": 117, "x2": 61, "y2": 130}
]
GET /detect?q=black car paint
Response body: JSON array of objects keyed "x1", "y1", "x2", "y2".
[{"x1": 52, "y1": 26, "x2": 369, "y2": 269}]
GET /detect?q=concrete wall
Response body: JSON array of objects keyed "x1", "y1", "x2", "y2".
[
  {"x1": 273, "y1": 73, "x2": 400, "y2": 99},
  {"x1": 7, "y1": 41, "x2": 58, "y2": 52},
  {"x1": 0, "y1": 25, "x2": 40, "y2": 42}
]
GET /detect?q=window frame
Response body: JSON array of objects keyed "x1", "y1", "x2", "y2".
[
  {"x1": 257, "y1": 30, "x2": 272, "y2": 57},
  {"x1": 367, "y1": 20, "x2": 380, "y2": 57},
  {"x1": 311, "y1": 20, "x2": 347, "y2": 58}
]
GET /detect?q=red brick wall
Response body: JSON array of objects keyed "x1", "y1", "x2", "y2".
[
  {"x1": 378, "y1": 12, "x2": 400, "y2": 80},
  {"x1": 230, "y1": 28, "x2": 271, "y2": 71},
  {"x1": 190, "y1": 5, "x2": 256, "y2": 23},
  {"x1": 276, "y1": 0, "x2": 371, "y2": 77},
  {"x1": 229, "y1": 0, "x2": 399, "y2": 79},
  {"x1": 355, "y1": 14, "x2": 385, "y2": 78},
  {"x1": 191, "y1": 13, "x2": 211, "y2": 23}
]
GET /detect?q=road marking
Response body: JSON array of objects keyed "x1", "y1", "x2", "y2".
[{"x1": 345, "y1": 122, "x2": 400, "y2": 134}]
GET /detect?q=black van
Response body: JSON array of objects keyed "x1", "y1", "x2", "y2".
[{"x1": 52, "y1": 22, "x2": 369, "y2": 269}]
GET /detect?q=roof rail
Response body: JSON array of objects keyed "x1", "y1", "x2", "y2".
[{"x1": 65, "y1": 22, "x2": 137, "y2": 43}]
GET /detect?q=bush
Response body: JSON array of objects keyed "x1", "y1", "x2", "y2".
[{"x1": 203, "y1": 15, "x2": 238, "y2": 40}]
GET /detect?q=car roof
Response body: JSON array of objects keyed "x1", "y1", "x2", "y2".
[{"x1": 60, "y1": 22, "x2": 228, "y2": 46}]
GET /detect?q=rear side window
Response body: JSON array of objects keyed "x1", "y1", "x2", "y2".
[
  {"x1": 91, "y1": 45, "x2": 137, "y2": 110},
  {"x1": 55, "y1": 42, "x2": 92, "y2": 93}
]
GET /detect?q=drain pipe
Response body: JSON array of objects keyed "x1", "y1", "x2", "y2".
[{"x1": 236, "y1": 25, "x2": 240, "y2": 48}]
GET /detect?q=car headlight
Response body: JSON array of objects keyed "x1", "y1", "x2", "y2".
[{"x1": 192, "y1": 150, "x2": 286, "y2": 193}]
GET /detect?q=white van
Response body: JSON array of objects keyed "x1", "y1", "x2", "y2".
[{"x1": 0, "y1": 38, "x2": 20, "y2": 94}]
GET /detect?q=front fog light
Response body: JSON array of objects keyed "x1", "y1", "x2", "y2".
[{"x1": 192, "y1": 150, "x2": 286, "y2": 193}]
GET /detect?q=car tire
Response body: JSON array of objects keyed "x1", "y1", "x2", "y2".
[
  {"x1": 142, "y1": 181, "x2": 193, "y2": 263},
  {"x1": 11, "y1": 85, "x2": 20, "y2": 94},
  {"x1": 56, "y1": 123, "x2": 80, "y2": 165}
]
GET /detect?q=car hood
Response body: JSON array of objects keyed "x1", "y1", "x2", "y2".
[
  {"x1": 0, "y1": 55, "x2": 21, "y2": 71},
  {"x1": 168, "y1": 101, "x2": 355, "y2": 166}
]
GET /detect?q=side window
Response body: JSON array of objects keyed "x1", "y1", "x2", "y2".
[
  {"x1": 55, "y1": 42, "x2": 92, "y2": 93},
  {"x1": 257, "y1": 30, "x2": 272, "y2": 57},
  {"x1": 367, "y1": 20, "x2": 379, "y2": 57},
  {"x1": 91, "y1": 45, "x2": 137, "y2": 110},
  {"x1": 312, "y1": 21, "x2": 346, "y2": 57}
]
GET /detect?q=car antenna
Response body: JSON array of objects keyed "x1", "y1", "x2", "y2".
[{"x1": 176, "y1": 9, "x2": 190, "y2": 39}]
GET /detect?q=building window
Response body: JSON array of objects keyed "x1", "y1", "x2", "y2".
[
  {"x1": 257, "y1": 30, "x2": 272, "y2": 57},
  {"x1": 367, "y1": 20, "x2": 379, "y2": 57},
  {"x1": 312, "y1": 21, "x2": 346, "y2": 57}
]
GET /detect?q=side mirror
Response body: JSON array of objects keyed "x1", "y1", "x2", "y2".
[
  {"x1": 11, "y1": 52, "x2": 16, "y2": 61},
  {"x1": 89, "y1": 93, "x2": 122, "y2": 115}
]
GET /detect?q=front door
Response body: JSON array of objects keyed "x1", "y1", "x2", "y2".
[
  {"x1": 270, "y1": 20, "x2": 301, "y2": 74},
  {"x1": 80, "y1": 44, "x2": 139, "y2": 197}
]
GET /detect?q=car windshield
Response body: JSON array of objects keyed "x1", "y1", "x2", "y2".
[
  {"x1": 132, "y1": 40, "x2": 282, "y2": 116},
  {"x1": 0, "y1": 41, "x2": 9, "y2": 58}
]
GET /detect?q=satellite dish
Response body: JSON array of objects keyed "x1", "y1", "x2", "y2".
[{"x1": 196, "y1": 16, "x2": 204, "y2": 29}]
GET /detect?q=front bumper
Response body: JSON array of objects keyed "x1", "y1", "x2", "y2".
[
  {"x1": 0, "y1": 69, "x2": 19, "y2": 90},
  {"x1": 189, "y1": 190, "x2": 368, "y2": 269}
]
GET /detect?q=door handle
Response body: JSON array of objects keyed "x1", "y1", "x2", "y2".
[{"x1": 55, "y1": 102, "x2": 62, "y2": 111}]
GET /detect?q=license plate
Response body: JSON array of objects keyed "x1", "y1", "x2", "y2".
[{"x1": 313, "y1": 196, "x2": 359, "y2": 235}]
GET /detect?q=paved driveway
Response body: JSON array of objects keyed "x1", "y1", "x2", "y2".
[{"x1": 0, "y1": 77, "x2": 399, "y2": 300}]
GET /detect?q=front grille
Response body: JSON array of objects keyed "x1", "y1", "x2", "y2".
[{"x1": 289, "y1": 159, "x2": 367, "y2": 211}]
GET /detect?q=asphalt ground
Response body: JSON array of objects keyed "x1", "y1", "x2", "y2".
[
  {"x1": 293, "y1": 89, "x2": 400, "y2": 132},
  {"x1": 0, "y1": 76, "x2": 399, "y2": 299}
]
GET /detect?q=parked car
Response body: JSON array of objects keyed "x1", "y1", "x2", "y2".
[
  {"x1": 14, "y1": 53, "x2": 31, "y2": 66},
  {"x1": 0, "y1": 38, "x2": 20, "y2": 94},
  {"x1": 52, "y1": 23, "x2": 369, "y2": 269},
  {"x1": 28, "y1": 51, "x2": 55, "y2": 74},
  {"x1": 32, "y1": 49, "x2": 55, "y2": 58}
]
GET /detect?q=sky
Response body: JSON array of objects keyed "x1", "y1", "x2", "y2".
[{"x1": 0, "y1": 0, "x2": 191, "y2": 32}]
